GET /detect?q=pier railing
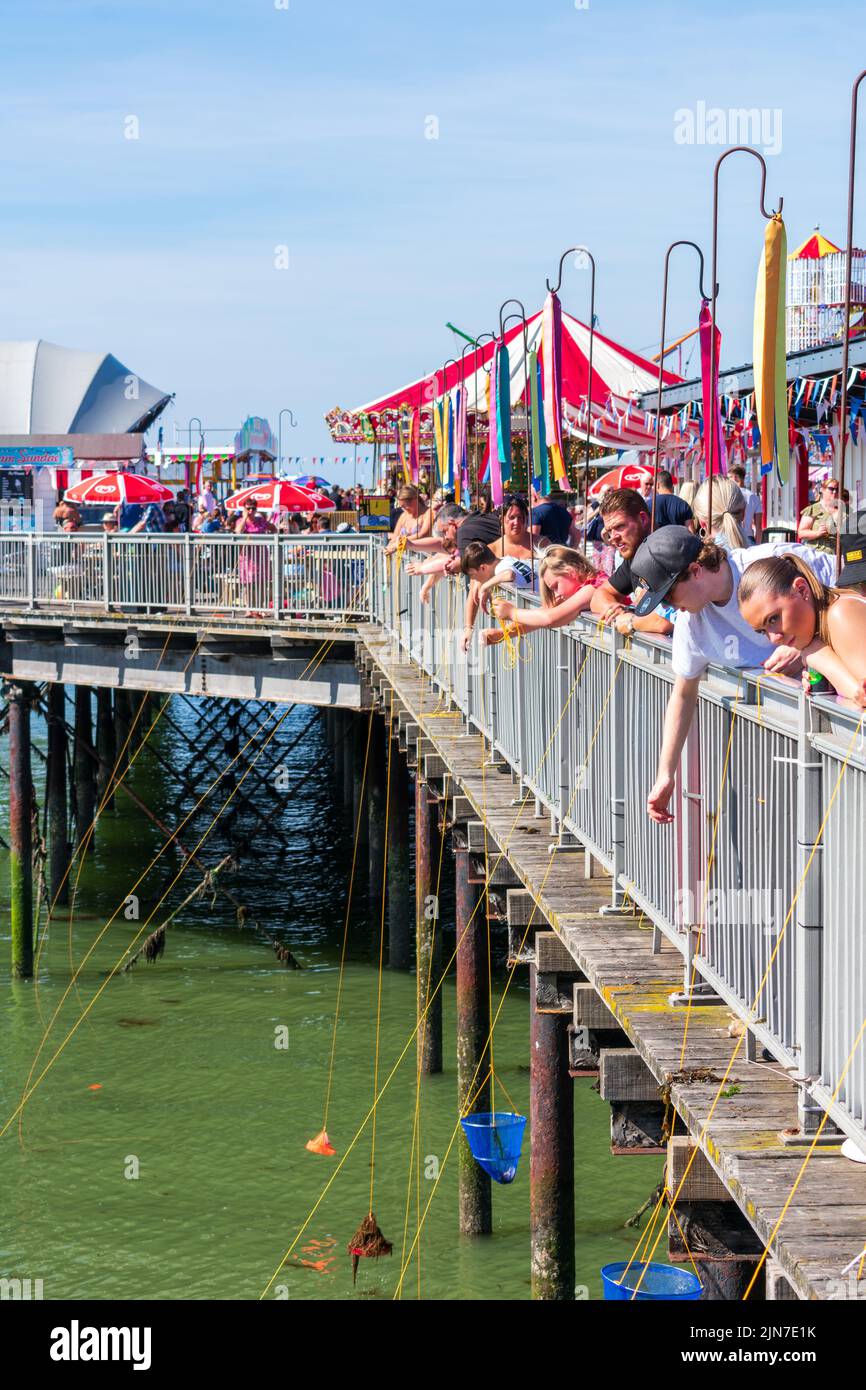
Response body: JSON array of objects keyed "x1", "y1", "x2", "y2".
[
  {"x1": 374, "y1": 549, "x2": 866, "y2": 1157},
  {"x1": 0, "y1": 532, "x2": 375, "y2": 623}
]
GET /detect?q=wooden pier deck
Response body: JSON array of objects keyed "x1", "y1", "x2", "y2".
[{"x1": 360, "y1": 625, "x2": 866, "y2": 1302}]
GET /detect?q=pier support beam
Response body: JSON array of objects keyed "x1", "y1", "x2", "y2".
[
  {"x1": 333, "y1": 710, "x2": 346, "y2": 795},
  {"x1": 387, "y1": 747, "x2": 411, "y2": 970},
  {"x1": 8, "y1": 682, "x2": 34, "y2": 978},
  {"x1": 455, "y1": 846, "x2": 492, "y2": 1234},
  {"x1": 530, "y1": 965, "x2": 575, "y2": 1299},
  {"x1": 352, "y1": 710, "x2": 370, "y2": 852},
  {"x1": 95, "y1": 687, "x2": 116, "y2": 811},
  {"x1": 113, "y1": 689, "x2": 131, "y2": 774},
  {"x1": 416, "y1": 776, "x2": 443, "y2": 1074},
  {"x1": 368, "y1": 714, "x2": 388, "y2": 912},
  {"x1": 342, "y1": 711, "x2": 354, "y2": 807},
  {"x1": 46, "y1": 684, "x2": 69, "y2": 908},
  {"x1": 73, "y1": 687, "x2": 96, "y2": 852}
]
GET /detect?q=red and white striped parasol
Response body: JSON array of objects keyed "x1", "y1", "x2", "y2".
[
  {"x1": 63, "y1": 472, "x2": 174, "y2": 505},
  {"x1": 225, "y1": 480, "x2": 336, "y2": 511},
  {"x1": 588, "y1": 462, "x2": 654, "y2": 497}
]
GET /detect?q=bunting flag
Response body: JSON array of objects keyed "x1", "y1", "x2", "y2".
[
  {"x1": 488, "y1": 341, "x2": 503, "y2": 505},
  {"x1": 495, "y1": 338, "x2": 512, "y2": 488},
  {"x1": 541, "y1": 291, "x2": 570, "y2": 488},
  {"x1": 699, "y1": 299, "x2": 726, "y2": 475},
  {"x1": 529, "y1": 349, "x2": 549, "y2": 494},
  {"x1": 753, "y1": 214, "x2": 789, "y2": 482}
]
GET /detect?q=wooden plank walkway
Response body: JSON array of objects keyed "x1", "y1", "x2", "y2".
[{"x1": 361, "y1": 626, "x2": 866, "y2": 1301}]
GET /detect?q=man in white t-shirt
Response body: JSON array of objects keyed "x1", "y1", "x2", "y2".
[
  {"x1": 629, "y1": 526, "x2": 835, "y2": 823},
  {"x1": 728, "y1": 465, "x2": 762, "y2": 542}
]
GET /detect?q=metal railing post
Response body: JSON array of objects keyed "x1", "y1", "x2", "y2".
[
  {"x1": 555, "y1": 629, "x2": 571, "y2": 843},
  {"x1": 183, "y1": 534, "x2": 192, "y2": 615},
  {"x1": 102, "y1": 532, "x2": 111, "y2": 611},
  {"x1": 675, "y1": 709, "x2": 705, "y2": 992},
  {"x1": 273, "y1": 532, "x2": 283, "y2": 619},
  {"x1": 27, "y1": 536, "x2": 36, "y2": 610},
  {"x1": 607, "y1": 628, "x2": 627, "y2": 909},
  {"x1": 796, "y1": 689, "x2": 824, "y2": 1134}
]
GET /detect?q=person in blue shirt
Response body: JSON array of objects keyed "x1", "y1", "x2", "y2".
[
  {"x1": 530, "y1": 494, "x2": 572, "y2": 546},
  {"x1": 116, "y1": 501, "x2": 144, "y2": 530},
  {"x1": 646, "y1": 470, "x2": 694, "y2": 529},
  {"x1": 129, "y1": 502, "x2": 165, "y2": 533}
]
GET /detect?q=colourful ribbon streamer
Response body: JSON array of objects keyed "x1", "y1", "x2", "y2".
[
  {"x1": 455, "y1": 385, "x2": 470, "y2": 506},
  {"x1": 699, "y1": 299, "x2": 726, "y2": 475},
  {"x1": 488, "y1": 342, "x2": 503, "y2": 506},
  {"x1": 542, "y1": 291, "x2": 569, "y2": 489},
  {"x1": 495, "y1": 338, "x2": 512, "y2": 488},
  {"x1": 754, "y1": 216, "x2": 790, "y2": 480},
  {"x1": 529, "y1": 349, "x2": 549, "y2": 495},
  {"x1": 408, "y1": 408, "x2": 419, "y2": 483}
]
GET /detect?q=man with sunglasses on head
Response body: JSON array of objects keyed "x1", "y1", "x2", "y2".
[
  {"x1": 798, "y1": 476, "x2": 841, "y2": 553},
  {"x1": 587, "y1": 488, "x2": 675, "y2": 638}
]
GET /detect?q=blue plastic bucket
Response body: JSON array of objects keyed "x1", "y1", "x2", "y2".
[
  {"x1": 460, "y1": 1112, "x2": 526, "y2": 1184},
  {"x1": 601, "y1": 1261, "x2": 702, "y2": 1301}
]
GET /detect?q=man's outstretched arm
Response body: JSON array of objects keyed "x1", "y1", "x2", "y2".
[{"x1": 647, "y1": 674, "x2": 701, "y2": 823}]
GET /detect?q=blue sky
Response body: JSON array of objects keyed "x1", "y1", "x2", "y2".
[{"x1": 0, "y1": 0, "x2": 862, "y2": 483}]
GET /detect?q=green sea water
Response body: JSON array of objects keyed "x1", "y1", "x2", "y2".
[{"x1": 0, "y1": 699, "x2": 662, "y2": 1300}]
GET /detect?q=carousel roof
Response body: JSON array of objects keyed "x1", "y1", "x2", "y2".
[{"x1": 326, "y1": 309, "x2": 681, "y2": 450}]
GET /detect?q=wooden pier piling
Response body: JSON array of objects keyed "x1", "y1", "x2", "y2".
[
  {"x1": 352, "y1": 711, "x2": 369, "y2": 851},
  {"x1": 386, "y1": 745, "x2": 411, "y2": 970},
  {"x1": 455, "y1": 845, "x2": 492, "y2": 1234},
  {"x1": 416, "y1": 775, "x2": 443, "y2": 1074},
  {"x1": 8, "y1": 682, "x2": 34, "y2": 978},
  {"x1": 530, "y1": 964, "x2": 574, "y2": 1299},
  {"x1": 113, "y1": 689, "x2": 131, "y2": 773},
  {"x1": 73, "y1": 687, "x2": 96, "y2": 852},
  {"x1": 46, "y1": 683, "x2": 69, "y2": 907},
  {"x1": 95, "y1": 687, "x2": 116, "y2": 811},
  {"x1": 368, "y1": 713, "x2": 387, "y2": 912}
]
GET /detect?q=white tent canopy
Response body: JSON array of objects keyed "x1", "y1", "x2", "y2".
[{"x1": 0, "y1": 340, "x2": 171, "y2": 435}]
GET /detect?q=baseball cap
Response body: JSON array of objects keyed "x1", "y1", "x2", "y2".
[{"x1": 630, "y1": 526, "x2": 702, "y2": 615}]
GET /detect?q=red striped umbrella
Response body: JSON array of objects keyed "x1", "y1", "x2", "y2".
[
  {"x1": 63, "y1": 472, "x2": 174, "y2": 504},
  {"x1": 225, "y1": 480, "x2": 336, "y2": 511},
  {"x1": 588, "y1": 463, "x2": 654, "y2": 497}
]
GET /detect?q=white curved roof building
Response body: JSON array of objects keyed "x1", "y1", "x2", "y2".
[{"x1": 0, "y1": 340, "x2": 172, "y2": 435}]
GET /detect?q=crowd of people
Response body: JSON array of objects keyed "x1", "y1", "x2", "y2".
[
  {"x1": 388, "y1": 471, "x2": 866, "y2": 824},
  {"x1": 52, "y1": 484, "x2": 359, "y2": 538}
]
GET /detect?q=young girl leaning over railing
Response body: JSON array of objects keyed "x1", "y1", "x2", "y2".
[{"x1": 481, "y1": 545, "x2": 603, "y2": 648}]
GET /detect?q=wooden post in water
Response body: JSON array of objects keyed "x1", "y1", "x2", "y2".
[
  {"x1": 113, "y1": 689, "x2": 131, "y2": 774},
  {"x1": 333, "y1": 710, "x2": 346, "y2": 793},
  {"x1": 455, "y1": 845, "x2": 492, "y2": 1233},
  {"x1": 352, "y1": 710, "x2": 369, "y2": 852},
  {"x1": 8, "y1": 682, "x2": 34, "y2": 978},
  {"x1": 387, "y1": 742, "x2": 411, "y2": 969},
  {"x1": 46, "y1": 683, "x2": 70, "y2": 907},
  {"x1": 95, "y1": 687, "x2": 116, "y2": 811},
  {"x1": 530, "y1": 964, "x2": 575, "y2": 1299},
  {"x1": 416, "y1": 775, "x2": 443, "y2": 1074},
  {"x1": 367, "y1": 713, "x2": 387, "y2": 912},
  {"x1": 342, "y1": 711, "x2": 354, "y2": 807},
  {"x1": 73, "y1": 687, "x2": 96, "y2": 852}
]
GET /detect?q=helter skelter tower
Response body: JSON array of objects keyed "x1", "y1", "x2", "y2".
[{"x1": 786, "y1": 227, "x2": 866, "y2": 352}]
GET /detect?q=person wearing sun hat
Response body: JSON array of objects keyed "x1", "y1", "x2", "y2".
[{"x1": 630, "y1": 526, "x2": 836, "y2": 824}]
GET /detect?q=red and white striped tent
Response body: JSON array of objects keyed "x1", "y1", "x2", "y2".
[{"x1": 335, "y1": 308, "x2": 681, "y2": 450}]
